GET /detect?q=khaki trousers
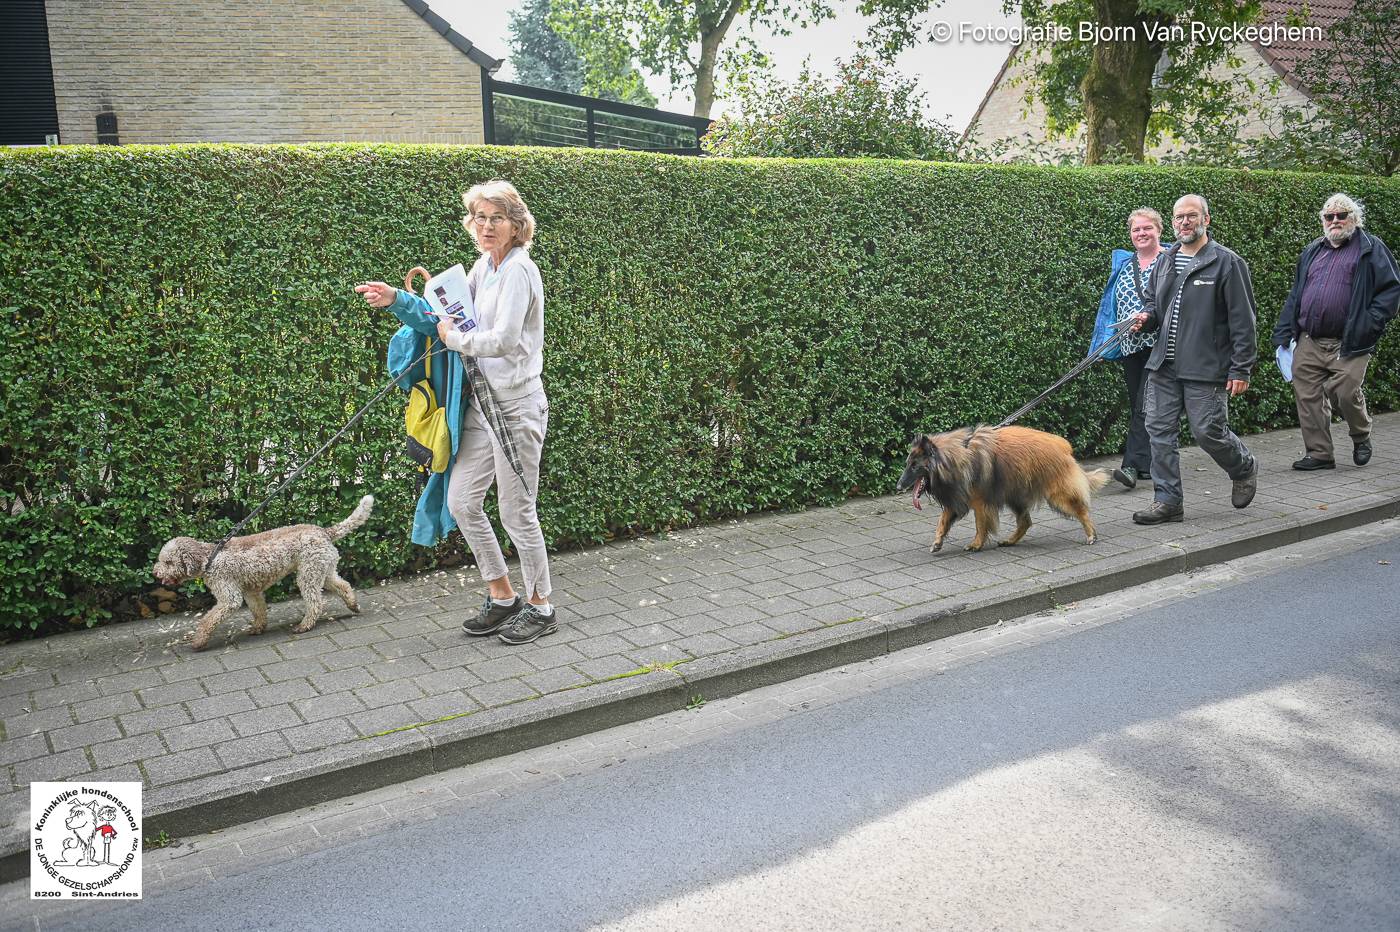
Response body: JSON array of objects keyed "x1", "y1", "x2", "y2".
[
  {"x1": 446, "y1": 387, "x2": 552, "y2": 600},
  {"x1": 1292, "y1": 334, "x2": 1371, "y2": 462}
]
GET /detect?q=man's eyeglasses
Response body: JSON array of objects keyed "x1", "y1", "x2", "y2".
[
  {"x1": 471, "y1": 214, "x2": 510, "y2": 227},
  {"x1": 1173, "y1": 212, "x2": 1202, "y2": 223},
  {"x1": 1323, "y1": 211, "x2": 1351, "y2": 222}
]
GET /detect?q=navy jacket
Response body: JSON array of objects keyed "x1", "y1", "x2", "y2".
[{"x1": 1272, "y1": 229, "x2": 1400, "y2": 359}]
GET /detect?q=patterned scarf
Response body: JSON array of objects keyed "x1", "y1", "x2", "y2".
[{"x1": 460, "y1": 352, "x2": 529, "y2": 492}]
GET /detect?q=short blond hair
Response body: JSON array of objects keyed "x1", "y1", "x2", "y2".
[
  {"x1": 1127, "y1": 207, "x2": 1164, "y2": 233},
  {"x1": 462, "y1": 179, "x2": 536, "y2": 251}
]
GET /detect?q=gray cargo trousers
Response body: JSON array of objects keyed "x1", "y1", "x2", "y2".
[{"x1": 1143, "y1": 361, "x2": 1255, "y2": 506}]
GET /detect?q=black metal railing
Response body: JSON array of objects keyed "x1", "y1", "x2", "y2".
[{"x1": 484, "y1": 79, "x2": 711, "y2": 154}]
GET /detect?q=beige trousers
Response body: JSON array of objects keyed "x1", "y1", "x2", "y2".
[
  {"x1": 446, "y1": 387, "x2": 552, "y2": 599},
  {"x1": 1292, "y1": 334, "x2": 1371, "y2": 462}
]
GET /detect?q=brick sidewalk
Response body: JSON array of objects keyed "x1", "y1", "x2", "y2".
[{"x1": 3, "y1": 416, "x2": 1399, "y2": 871}]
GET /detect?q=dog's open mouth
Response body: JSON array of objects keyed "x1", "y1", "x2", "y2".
[{"x1": 912, "y1": 476, "x2": 925, "y2": 511}]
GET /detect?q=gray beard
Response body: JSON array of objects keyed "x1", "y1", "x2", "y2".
[
  {"x1": 1326, "y1": 227, "x2": 1354, "y2": 246},
  {"x1": 1177, "y1": 228, "x2": 1203, "y2": 245}
]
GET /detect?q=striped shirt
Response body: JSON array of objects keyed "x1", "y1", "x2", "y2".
[{"x1": 1164, "y1": 250, "x2": 1192, "y2": 360}]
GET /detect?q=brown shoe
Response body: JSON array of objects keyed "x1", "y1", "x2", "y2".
[{"x1": 1132, "y1": 501, "x2": 1184, "y2": 525}]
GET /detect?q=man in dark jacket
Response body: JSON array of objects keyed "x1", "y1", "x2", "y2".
[
  {"x1": 1128, "y1": 194, "x2": 1259, "y2": 525},
  {"x1": 1273, "y1": 193, "x2": 1400, "y2": 470}
]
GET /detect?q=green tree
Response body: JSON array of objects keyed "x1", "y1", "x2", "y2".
[
  {"x1": 704, "y1": 56, "x2": 960, "y2": 160},
  {"x1": 1248, "y1": 0, "x2": 1397, "y2": 175},
  {"x1": 1308, "y1": 0, "x2": 1400, "y2": 176},
  {"x1": 550, "y1": 0, "x2": 837, "y2": 119},
  {"x1": 508, "y1": 0, "x2": 658, "y2": 106},
  {"x1": 860, "y1": 0, "x2": 1263, "y2": 164},
  {"x1": 1159, "y1": 0, "x2": 1398, "y2": 176},
  {"x1": 508, "y1": 0, "x2": 584, "y2": 93}
]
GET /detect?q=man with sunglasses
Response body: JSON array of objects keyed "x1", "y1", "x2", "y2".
[
  {"x1": 1127, "y1": 194, "x2": 1260, "y2": 525},
  {"x1": 1273, "y1": 194, "x2": 1400, "y2": 471}
]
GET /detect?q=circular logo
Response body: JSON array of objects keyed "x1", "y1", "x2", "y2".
[{"x1": 31, "y1": 782, "x2": 143, "y2": 899}]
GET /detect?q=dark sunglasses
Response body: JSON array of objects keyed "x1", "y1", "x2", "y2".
[{"x1": 1323, "y1": 211, "x2": 1351, "y2": 222}]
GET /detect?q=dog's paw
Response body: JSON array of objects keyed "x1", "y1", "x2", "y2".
[
  {"x1": 928, "y1": 540, "x2": 943, "y2": 553},
  {"x1": 1084, "y1": 535, "x2": 1097, "y2": 545},
  {"x1": 965, "y1": 542, "x2": 986, "y2": 552},
  {"x1": 291, "y1": 620, "x2": 317, "y2": 634},
  {"x1": 997, "y1": 538, "x2": 1018, "y2": 547},
  {"x1": 346, "y1": 598, "x2": 361, "y2": 615},
  {"x1": 187, "y1": 637, "x2": 210, "y2": 652}
]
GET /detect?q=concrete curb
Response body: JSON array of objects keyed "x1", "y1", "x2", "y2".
[{"x1": 5, "y1": 493, "x2": 1394, "y2": 883}]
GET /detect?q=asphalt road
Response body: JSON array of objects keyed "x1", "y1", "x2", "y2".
[{"x1": 28, "y1": 532, "x2": 1400, "y2": 932}]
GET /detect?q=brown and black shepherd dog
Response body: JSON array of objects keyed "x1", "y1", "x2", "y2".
[{"x1": 895, "y1": 425, "x2": 1110, "y2": 553}]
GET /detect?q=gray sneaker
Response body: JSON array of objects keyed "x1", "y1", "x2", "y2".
[
  {"x1": 1231, "y1": 458, "x2": 1258, "y2": 509},
  {"x1": 463, "y1": 595, "x2": 522, "y2": 636},
  {"x1": 498, "y1": 603, "x2": 559, "y2": 645}
]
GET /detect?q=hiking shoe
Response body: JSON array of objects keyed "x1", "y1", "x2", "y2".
[
  {"x1": 498, "y1": 603, "x2": 559, "y2": 645},
  {"x1": 1354, "y1": 438, "x2": 1373, "y2": 466},
  {"x1": 1292, "y1": 456, "x2": 1335, "y2": 471},
  {"x1": 1132, "y1": 501, "x2": 1184, "y2": 525},
  {"x1": 1231, "y1": 459, "x2": 1258, "y2": 509},
  {"x1": 1112, "y1": 466, "x2": 1139, "y2": 489},
  {"x1": 463, "y1": 595, "x2": 523, "y2": 636}
]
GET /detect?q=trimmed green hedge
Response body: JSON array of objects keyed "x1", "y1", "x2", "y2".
[{"x1": 2, "y1": 145, "x2": 1397, "y2": 634}]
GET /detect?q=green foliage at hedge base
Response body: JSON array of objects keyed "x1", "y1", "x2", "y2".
[{"x1": 1, "y1": 144, "x2": 1396, "y2": 636}]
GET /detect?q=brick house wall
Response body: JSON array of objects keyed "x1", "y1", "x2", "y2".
[
  {"x1": 966, "y1": 41, "x2": 1313, "y2": 162},
  {"x1": 44, "y1": 0, "x2": 496, "y2": 145}
]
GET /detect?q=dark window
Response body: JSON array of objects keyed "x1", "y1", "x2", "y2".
[{"x1": 1, "y1": 0, "x2": 60, "y2": 146}]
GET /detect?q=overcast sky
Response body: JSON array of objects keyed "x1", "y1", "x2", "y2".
[{"x1": 426, "y1": 0, "x2": 1019, "y2": 132}]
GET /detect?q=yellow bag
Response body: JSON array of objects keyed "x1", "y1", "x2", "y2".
[
  {"x1": 402, "y1": 265, "x2": 451, "y2": 474},
  {"x1": 405, "y1": 343, "x2": 451, "y2": 473}
]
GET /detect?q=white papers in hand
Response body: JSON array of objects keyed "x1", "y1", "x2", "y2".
[
  {"x1": 424, "y1": 264, "x2": 477, "y2": 335},
  {"x1": 1275, "y1": 340, "x2": 1296, "y2": 383}
]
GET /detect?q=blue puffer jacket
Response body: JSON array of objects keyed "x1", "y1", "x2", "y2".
[
  {"x1": 1089, "y1": 249, "x2": 1135, "y2": 359},
  {"x1": 387, "y1": 289, "x2": 467, "y2": 547},
  {"x1": 1089, "y1": 245, "x2": 1167, "y2": 358}
]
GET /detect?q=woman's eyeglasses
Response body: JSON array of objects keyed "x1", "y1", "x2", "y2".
[{"x1": 471, "y1": 214, "x2": 510, "y2": 227}]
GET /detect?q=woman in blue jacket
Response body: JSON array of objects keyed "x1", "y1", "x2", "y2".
[{"x1": 1089, "y1": 207, "x2": 1167, "y2": 490}]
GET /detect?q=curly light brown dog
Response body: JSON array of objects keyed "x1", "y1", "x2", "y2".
[
  {"x1": 153, "y1": 495, "x2": 374, "y2": 650},
  {"x1": 895, "y1": 427, "x2": 1109, "y2": 552}
]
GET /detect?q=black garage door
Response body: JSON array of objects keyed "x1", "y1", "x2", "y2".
[{"x1": 1, "y1": 0, "x2": 60, "y2": 145}]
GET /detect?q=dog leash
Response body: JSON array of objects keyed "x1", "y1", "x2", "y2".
[
  {"x1": 996, "y1": 317, "x2": 1137, "y2": 428},
  {"x1": 203, "y1": 344, "x2": 443, "y2": 571}
]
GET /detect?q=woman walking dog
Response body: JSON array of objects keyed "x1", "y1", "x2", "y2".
[
  {"x1": 1089, "y1": 207, "x2": 1167, "y2": 492},
  {"x1": 356, "y1": 180, "x2": 557, "y2": 645}
]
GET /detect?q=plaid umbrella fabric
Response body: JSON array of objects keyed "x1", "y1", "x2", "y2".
[{"x1": 459, "y1": 352, "x2": 529, "y2": 491}]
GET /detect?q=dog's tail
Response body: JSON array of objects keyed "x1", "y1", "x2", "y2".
[
  {"x1": 327, "y1": 495, "x2": 375, "y2": 540},
  {"x1": 1082, "y1": 467, "x2": 1112, "y2": 493}
]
